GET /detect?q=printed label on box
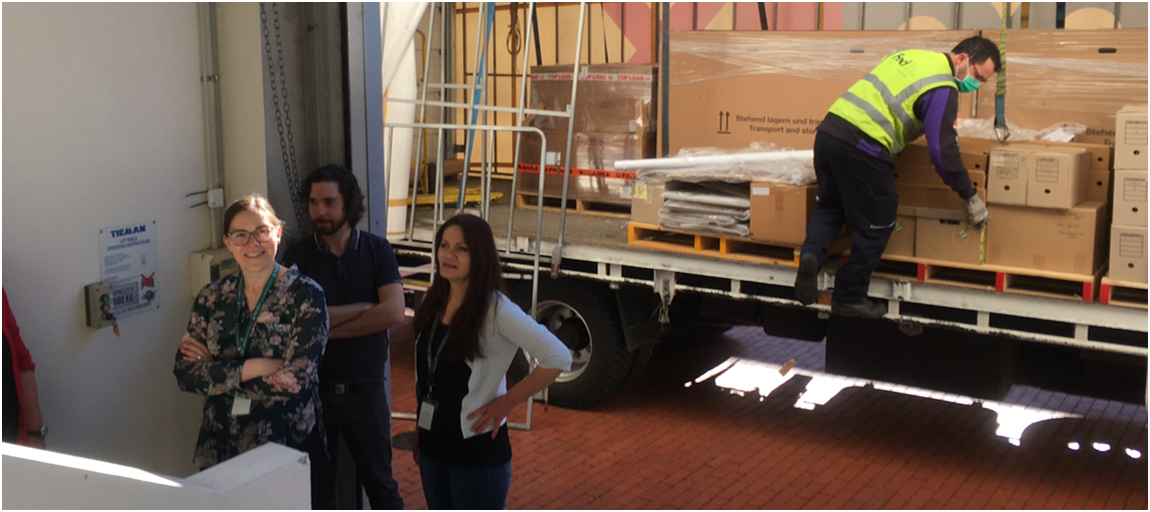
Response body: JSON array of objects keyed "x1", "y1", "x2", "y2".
[
  {"x1": 992, "y1": 152, "x2": 1023, "y2": 180},
  {"x1": 752, "y1": 186, "x2": 771, "y2": 196},
  {"x1": 1121, "y1": 177, "x2": 1148, "y2": 203},
  {"x1": 1123, "y1": 120, "x2": 1148, "y2": 145},
  {"x1": 1034, "y1": 157, "x2": 1061, "y2": 183},
  {"x1": 1119, "y1": 233, "x2": 1145, "y2": 258}
]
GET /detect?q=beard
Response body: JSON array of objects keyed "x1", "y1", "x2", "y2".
[{"x1": 312, "y1": 217, "x2": 347, "y2": 236}]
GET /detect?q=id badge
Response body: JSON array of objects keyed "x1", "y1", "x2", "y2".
[
  {"x1": 231, "y1": 396, "x2": 252, "y2": 417},
  {"x1": 418, "y1": 400, "x2": 436, "y2": 431}
]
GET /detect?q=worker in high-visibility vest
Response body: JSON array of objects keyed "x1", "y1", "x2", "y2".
[{"x1": 794, "y1": 36, "x2": 999, "y2": 318}]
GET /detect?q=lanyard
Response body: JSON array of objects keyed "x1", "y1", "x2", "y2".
[
  {"x1": 235, "y1": 263, "x2": 280, "y2": 357},
  {"x1": 424, "y1": 314, "x2": 450, "y2": 397}
]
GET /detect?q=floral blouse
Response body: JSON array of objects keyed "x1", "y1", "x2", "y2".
[{"x1": 173, "y1": 266, "x2": 328, "y2": 470}]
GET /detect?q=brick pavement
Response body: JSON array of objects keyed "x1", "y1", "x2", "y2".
[{"x1": 386, "y1": 318, "x2": 1147, "y2": 509}]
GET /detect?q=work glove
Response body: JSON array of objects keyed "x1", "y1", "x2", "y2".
[{"x1": 966, "y1": 195, "x2": 989, "y2": 229}]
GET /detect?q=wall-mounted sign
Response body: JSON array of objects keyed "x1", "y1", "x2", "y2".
[{"x1": 99, "y1": 221, "x2": 159, "y2": 318}]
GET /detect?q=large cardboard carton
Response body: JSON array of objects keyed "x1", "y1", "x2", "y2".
[
  {"x1": 897, "y1": 183, "x2": 985, "y2": 210},
  {"x1": 516, "y1": 130, "x2": 647, "y2": 203},
  {"x1": 884, "y1": 205, "x2": 917, "y2": 257},
  {"x1": 749, "y1": 181, "x2": 817, "y2": 246},
  {"x1": 1109, "y1": 225, "x2": 1148, "y2": 283},
  {"x1": 974, "y1": 30, "x2": 1148, "y2": 147},
  {"x1": 1026, "y1": 147, "x2": 1091, "y2": 209},
  {"x1": 1115, "y1": 105, "x2": 1148, "y2": 170},
  {"x1": 518, "y1": 64, "x2": 656, "y2": 204},
  {"x1": 986, "y1": 202, "x2": 1109, "y2": 274},
  {"x1": 987, "y1": 146, "x2": 1038, "y2": 206},
  {"x1": 630, "y1": 182, "x2": 665, "y2": 225},
  {"x1": 1112, "y1": 170, "x2": 1148, "y2": 227},
  {"x1": 915, "y1": 208, "x2": 983, "y2": 265},
  {"x1": 669, "y1": 30, "x2": 978, "y2": 153}
]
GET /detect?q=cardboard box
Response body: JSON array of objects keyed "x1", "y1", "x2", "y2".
[
  {"x1": 894, "y1": 165, "x2": 985, "y2": 189},
  {"x1": 1109, "y1": 224, "x2": 1148, "y2": 283},
  {"x1": 897, "y1": 183, "x2": 985, "y2": 210},
  {"x1": 1112, "y1": 170, "x2": 1148, "y2": 227},
  {"x1": 669, "y1": 30, "x2": 979, "y2": 153},
  {"x1": 1026, "y1": 147, "x2": 1091, "y2": 209},
  {"x1": 987, "y1": 146, "x2": 1039, "y2": 206},
  {"x1": 630, "y1": 182, "x2": 665, "y2": 225},
  {"x1": 1115, "y1": 105, "x2": 1148, "y2": 170},
  {"x1": 1088, "y1": 169, "x2": 1111, "y2": 203},
  {"x1": 516, "y1": 130, "x2": 647, "y2": 203},
  {"x1": 974, "y1": 30, "x2": 1148, "y2": 147},
  {"x1": 915, "y1": 208, "x2": 983, "y2": 265},
  {"x1": 749, "y1": 181, "x2": 817, "y2": 246},
  {"x1": 897, "y1": 137, "x2": 1000, "y2": 172},
  {"x1": 986, "y1": 202, "x2": 1109, "y2": 274},
  {"x1": 1015, "y1": 140, "x2": 1113, "y2": 173},
  {"x1": 884, "y1": 205, "x2": 917, "y2": 257},
  {"x1": 528, "y1": 64, "x2": 656, "y2": 135}
]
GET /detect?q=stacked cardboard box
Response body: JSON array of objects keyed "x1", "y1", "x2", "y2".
[
  {"x1": 517, "y1": 64, "x2": 656, "y2": 205},
  {"x1": 886, "y1": 138, "x2": 994, "y2": 263},
  {"x1": 986, "y1": 141, "x2": 1111, "y2": 275},
  {"x1": 1108, "y1": 105, "x2": 1149, "y2": 283}
]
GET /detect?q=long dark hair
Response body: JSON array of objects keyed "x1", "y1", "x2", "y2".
[{"x1": 413, "y1": 214, "x2": 507, "y2": 362}]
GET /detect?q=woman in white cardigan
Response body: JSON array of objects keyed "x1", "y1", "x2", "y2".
[{"x1": 412, "y1": 214, "x2": 572, "y2": 510}]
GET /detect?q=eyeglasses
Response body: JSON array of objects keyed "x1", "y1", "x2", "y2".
[
  {"x1": 970, "y1": 64, "x2": 989, "y2": 84},
  {"x1": 226, "y1": 227, "x2": 274, "y2": 245}
]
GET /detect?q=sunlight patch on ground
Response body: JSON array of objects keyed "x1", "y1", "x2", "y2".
[{"x1": 686, "y1": 357, "x2": 1139, "y2": 452}]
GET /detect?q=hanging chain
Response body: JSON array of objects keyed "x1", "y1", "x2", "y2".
[{"x1": 260, "y1": 2, "x2": 309, "y2": 234}]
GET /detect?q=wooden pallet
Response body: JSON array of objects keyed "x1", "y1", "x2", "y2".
[
  {"x1": 515, "y1": 193, "x2": 631, "y2": 219},
  {"x1": 873, "y1": 254, "x2": 1104, "y2": 302},
  {"x1": 627, "y1": 222, "x2": 850, "y2": 266},
  {"x1": 1099, "y1": 277, "x2": 1148, "y2": 308}
]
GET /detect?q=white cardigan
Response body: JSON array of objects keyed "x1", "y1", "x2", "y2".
[{"x1": 447, "y1": 292, "x2": 573, "y2": 439}]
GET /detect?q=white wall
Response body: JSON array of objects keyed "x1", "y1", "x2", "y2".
[{"x1": 2, "y1": 3, "x2": 214, "y2": 476}]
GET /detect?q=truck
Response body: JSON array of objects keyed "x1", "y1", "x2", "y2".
[{"x1": 273, "y1": 3, "x2": 1149, "y2": 410}]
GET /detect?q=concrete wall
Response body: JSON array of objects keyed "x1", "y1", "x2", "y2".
[{"x1": 3, "y1": 3, "x2": 216, "y2": 477}]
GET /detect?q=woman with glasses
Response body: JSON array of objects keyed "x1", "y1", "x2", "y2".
[
  {"x1": 412, "y1": 214, "x2": 572, "y2": 509},
  {"x1": 173, "y1": 195, "x2": 332, "y2": 509}
]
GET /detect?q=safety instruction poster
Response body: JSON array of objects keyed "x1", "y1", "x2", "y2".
[{"x1": 99, "y1": 221, "x2": 159, "y2": 318}]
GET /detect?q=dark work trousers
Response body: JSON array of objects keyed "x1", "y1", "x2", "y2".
[
  {"x1": 800, "y1": 131, "x2": 898, "y2": 304},
  {"x1": 286, "y1": 424, "x2": 335, "y2": 510},
  {"x1": 321, "y1": 382, "x2": 405, "y2": 510}
]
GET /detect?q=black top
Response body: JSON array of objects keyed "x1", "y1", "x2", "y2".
[
  {"x1": 3, "y1": 335, "x2": 18, "y2": 443},
  {"x1": 282, "y1": 228, "x2": 403, "y2": 384},
  {"x1": 416, "y1": 321, "x2": 512, "y2": 467}
]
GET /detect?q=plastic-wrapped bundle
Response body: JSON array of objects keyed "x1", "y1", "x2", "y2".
[
  {"x1": 622, "y1": 143, "x2": 816, "y2": 186},
  {"x1": 658, "y1": 209, "x2": 750, "y2": 237}
]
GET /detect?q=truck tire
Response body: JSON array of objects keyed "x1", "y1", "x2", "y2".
[{"x1": 509, "y1": 279, "x2": 632, "y2": 409}]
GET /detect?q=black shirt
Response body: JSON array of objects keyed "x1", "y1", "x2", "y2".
[
  {"x1": 416, "y1": 321, "x2": 512, "y2": 467},
  {"x1": 281, "y1": 229, "x2": 402, "y2": 384}
]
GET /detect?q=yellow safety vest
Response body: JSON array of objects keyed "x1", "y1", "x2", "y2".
[{"x1": 828, "y1": 49, "x2": 956, "y2": 154}]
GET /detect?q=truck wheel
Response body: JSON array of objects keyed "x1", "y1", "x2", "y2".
[{"x1": 512, "y1": 280, "x2": 632, "y2": 409}]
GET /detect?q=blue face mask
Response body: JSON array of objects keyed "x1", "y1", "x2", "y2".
[{"x1": 955, "y1": 74, "x2": 980, "y2": 93}]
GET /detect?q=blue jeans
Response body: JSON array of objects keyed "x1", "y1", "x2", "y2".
[{"x1": 418, "y1": 454, "x2": 512, "y2": 510}]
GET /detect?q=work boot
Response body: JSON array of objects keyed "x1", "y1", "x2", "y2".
[
  {"x1": 831, "y1": 298, "x2": 888, "y2": 319},
  {"x1": 794, "y1": 253, "x2": 819, "y2": 305}
]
